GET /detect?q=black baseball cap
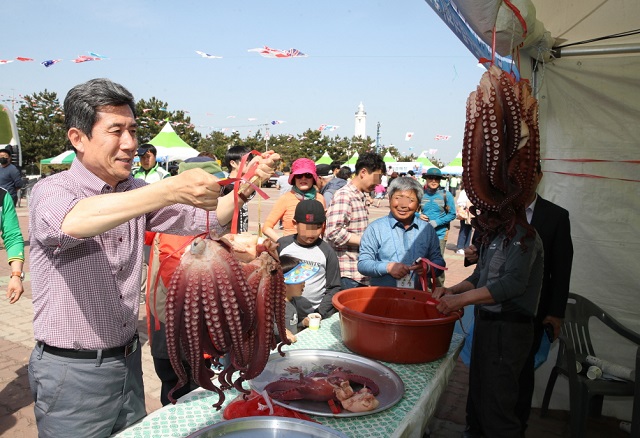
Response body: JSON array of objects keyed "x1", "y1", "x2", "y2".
[
  {"x1": 316, "y1": 164, "x2": 332, "y2": 177},
  {"x1": 137, "y1": 144, "x2": 157, "y2": 156},
  {"x1": 294, "y1": 199, "x2": 326, "y2": 225}
]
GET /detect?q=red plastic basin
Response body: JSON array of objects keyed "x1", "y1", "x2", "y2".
[{"x1": 332, "y1": 287, "x2": 461, "y2": 364}]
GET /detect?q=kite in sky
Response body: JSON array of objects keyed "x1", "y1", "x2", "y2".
[
  {"x1": 434, "y1": 134, "x2": 451, "y2": 141},
  {"x1": 72, "y1": 55, "x2": 101, "y2": 63},
  {"x1": 405, "y1": 132, "x2": 414, "y2": 141},
  {"x1": 248, "y1": 46, "x2": 308, "y2": 58},
  {"x1": 0, "y1": 60, "x2": 13, "y2": 65},
  {"x1": 271, "y1": 120, "x2": 285, "y2": 125},
  {"x1": 318, "y1": 124, "x2": 339, "y2": 131},
  {"x1": 42, "y1": 59, "x2": 61, "y2": 68},
  {"x1": 16, "y1": 57, "x2": 34, "y2": 62},
  {"x1": 195, "y1": 50, "x2": 222, "y2": 59}
]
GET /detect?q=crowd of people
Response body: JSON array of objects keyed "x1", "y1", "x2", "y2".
[{"x1": 3, "y1": 77, "x2": 573, "y2": 438}]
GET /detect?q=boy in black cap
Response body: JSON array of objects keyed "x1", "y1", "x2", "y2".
[{"x1": 277, "y1": 199, "x2": 341, "y2": 330}]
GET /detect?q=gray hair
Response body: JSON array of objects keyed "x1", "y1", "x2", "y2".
[
  {"x1": 64, "y1": 78, "x2": 136, "y2": 139},
  {"x1": 387, "y1": 176, "x2": 424, "y2": 203}
]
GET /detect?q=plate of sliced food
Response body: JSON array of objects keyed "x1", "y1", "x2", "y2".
[{"x1": 249, "y1": 349, "x2": 405, "y2": 417}]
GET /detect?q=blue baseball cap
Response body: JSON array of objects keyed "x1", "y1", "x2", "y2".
[{"x1": 283, "y1": 263, "x2": 320, "y2": 285}]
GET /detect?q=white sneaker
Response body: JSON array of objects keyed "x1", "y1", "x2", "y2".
[{"x1": 456, "y1": 249, "x2": 465, "y2": 255}]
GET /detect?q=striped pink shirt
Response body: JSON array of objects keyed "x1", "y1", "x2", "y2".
[{"x1": 29, "y1": 160, "x2": 227, "y2": 349}]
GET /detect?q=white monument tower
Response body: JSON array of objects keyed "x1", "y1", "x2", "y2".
[{"x1": 354, "y1": 102, "x2": 366, "y2": 138}]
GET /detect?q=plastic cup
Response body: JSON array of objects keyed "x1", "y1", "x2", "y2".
[
  {"x1": 587, "y1": 365, "x2": 602, "y2": 380},
  {"x1": 308, "y1": 314, "x2": 321, "y2": 330}
]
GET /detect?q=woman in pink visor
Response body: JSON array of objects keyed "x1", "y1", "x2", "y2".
[{"x1": 263, "y1": 158, "x2": 326, "y2": 241}]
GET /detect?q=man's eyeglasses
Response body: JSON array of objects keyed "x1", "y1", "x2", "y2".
[{"x1": 295, "y1": 173, "x2": 314, "y2": 179}]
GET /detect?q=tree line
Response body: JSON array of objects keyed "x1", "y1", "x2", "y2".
[{"x1": 15, "y1": 90, "x2": 442, "y2": 171}]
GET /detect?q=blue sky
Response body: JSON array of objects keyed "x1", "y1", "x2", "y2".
[{"x1": 0, "y1": 0, "x2": 483, "y2": 165}]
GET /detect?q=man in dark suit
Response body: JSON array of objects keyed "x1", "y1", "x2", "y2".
[{"x1": 516, "y1": 161, "x2": 574, "y2": 433}]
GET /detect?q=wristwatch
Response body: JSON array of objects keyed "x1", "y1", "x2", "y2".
[{"x1": 11, "y1": 271, "x2": 24, "y2": 281}]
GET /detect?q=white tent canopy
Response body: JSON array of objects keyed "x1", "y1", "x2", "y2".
[
  {"x1": 426, "y1": 0, "x2": 640, "y2": 421},
  {"x1": 147, "y1": 122, "x2": 199, "y2": 162}
]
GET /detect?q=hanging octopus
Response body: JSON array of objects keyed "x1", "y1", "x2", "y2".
[
  {"x1": 164, "y1": 232, "x2": 290, "y2": 409},
  {"x1": 462, "y1": 65, "x2": 540, "y2": 241}
]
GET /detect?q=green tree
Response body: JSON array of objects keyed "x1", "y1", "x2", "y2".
[
  {"x1": 197, "y1": 131, "x2": 230, "y2": 161},
  {"x1": 135, "y1": 98, "x2": 202, "y2": 146},
  {"x1": 16, "y1": 90, "x2": 67, "y2": 165}
]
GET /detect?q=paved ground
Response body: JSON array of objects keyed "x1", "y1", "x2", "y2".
[{"x1": 0, "y1": 187, "x2": 631, "y2": 437}]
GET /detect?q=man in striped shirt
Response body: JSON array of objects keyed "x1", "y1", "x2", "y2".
[
  {"x1": 27, "y1": 78, "x2": 279, "y2": 437},
  {"x1": 325, "y1": 152, "x2": 385, "y2": 290}
]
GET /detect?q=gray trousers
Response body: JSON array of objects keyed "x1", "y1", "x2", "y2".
[{"x1": 28, "y1": 343, "x2": 146, "y2": 437}]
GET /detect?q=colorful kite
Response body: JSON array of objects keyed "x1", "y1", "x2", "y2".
[
  {"x1": 434, "y1": 134, "x2": 451, "y2": 141},
  {"x1": 89, "y1": 52, "x2": 108, "y2": 59},
  {"x1": 318, "y1": 124, "x2": 339, "y2": 132},
  {"x1": 405, "y1": 132, "x2": 414, "y2": 141},
  {"x1": 16, "y1": 57, "x2": 34, "y2": 62},
  {"x1": 248, "y1": 46, "x2": 308, "y2": 58},
  {"x1": 271, "y1": 120, "x2": 285, "y2": 125},
  {"x1": 0, "y1": 60, "x2": 14, "y2": 65},
  {"x1": 72, "y1": 55, "x2": 101, "y2": 63},
  {"x1": 195, "y1": 50, "x2": 222, "y2": 59},
  {"x1": 42, "y1": 59, "x2": 61, "y2": 67}
]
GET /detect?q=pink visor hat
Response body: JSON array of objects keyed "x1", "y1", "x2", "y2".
[{"x1": 288, "y1": 158, "x2": 318, "y2": 185}]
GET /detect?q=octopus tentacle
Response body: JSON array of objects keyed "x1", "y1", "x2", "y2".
[
  {"x1": 165, "y1": 235, "x2": 290, "y2": 409},
  {"x1": 464, "y1": 66, "x2": 540, "y2": 245},
  {"x1": 165, "y1": 264, "x2": 190, "y2": 403}
]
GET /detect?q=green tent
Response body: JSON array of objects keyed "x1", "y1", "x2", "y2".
[
  {"x1": 383, "y1": 151, "x2": 396, "y2": 163},
  {"x1": 40, "y1": 150, "x2": 76, "y2": 164},
  {"x1": 416, "y1": 151, "x2": 436, "y2": 168},
  {"x1": 315, "y1": 151, "x2": 333, "y2": 165},
  {"x1": 148, "y1": 122, "x2": 199, "y2": 161},
  {"x1": 440, "y1": 152, "x2": 463, "y2": 175},
  {"x1": 345, "y1": 151, "x2": 359, "y2": 165}
]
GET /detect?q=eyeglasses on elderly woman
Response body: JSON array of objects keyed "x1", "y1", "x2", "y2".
[{"x1": 294, "y1": 173, "x2": 314, "y2": 179}]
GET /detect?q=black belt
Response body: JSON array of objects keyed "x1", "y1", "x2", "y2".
[
  {"x1": 39, "y1": 334, "x2": 138, "y2": 359},
  {"x1": 477, "y1": 308, "x2": 533, "y2": 324}
]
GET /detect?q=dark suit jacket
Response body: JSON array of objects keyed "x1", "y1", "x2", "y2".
[{"x1": 530, "y1": 195, "x2": 573, "y2": 322}]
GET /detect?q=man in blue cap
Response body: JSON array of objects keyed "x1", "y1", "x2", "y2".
[{"x1": 416, "y1": 167, "x2": 456, "y2": 285}]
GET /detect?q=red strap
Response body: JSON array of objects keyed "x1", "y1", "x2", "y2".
[
  {"x1": 328, "y1": 399, "x2": 341, "y2": 414},
  {"x1": 503, "y1": 0, "x2": 528, "y2": 39},
  {"x1": 217, "y1": 150, "x2": 270, "y2": 234},
  {"x1": 417, "y1": 257, "x2": 447, "y2": 298}
]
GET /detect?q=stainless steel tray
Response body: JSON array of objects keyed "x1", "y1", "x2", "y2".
[
  {"x1": 249, "y1": 349, "x2": 405, "y2": 417},
  {"x1": 187, "y1": 416, "x2": 348, "y2": 437}
]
